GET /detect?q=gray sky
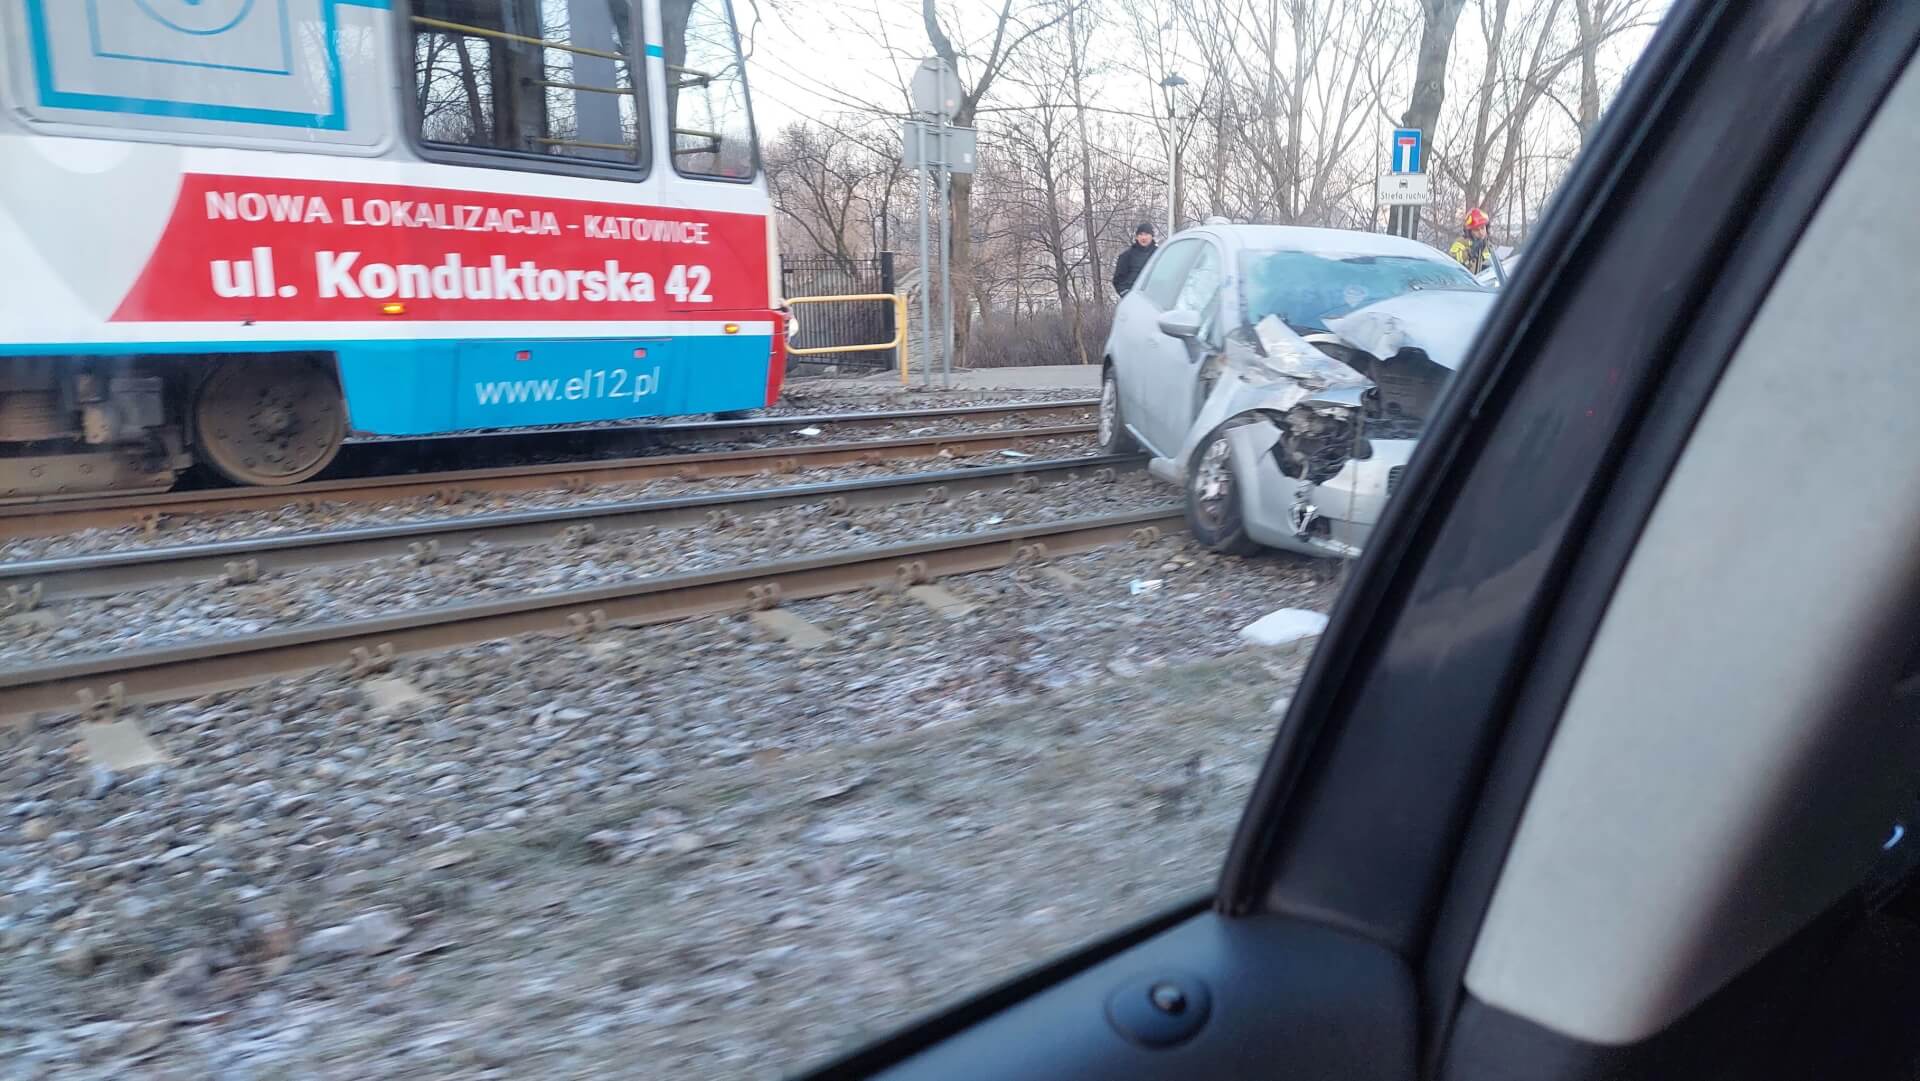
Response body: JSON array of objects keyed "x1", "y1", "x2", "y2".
[{"x1": 742, "y1": 3, "x2": 919, "y2": 131}]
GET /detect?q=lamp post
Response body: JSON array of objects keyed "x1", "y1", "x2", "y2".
[{"x1": 1158, "y1": 73, "x2": 1187, "y2": 235}]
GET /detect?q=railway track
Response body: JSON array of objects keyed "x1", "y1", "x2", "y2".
[
  {"x1": 0, "y1": 423, "x2": 1096, "y2": 539},
  {"x1": 0, "y1": 505, "x2": 1182, "y2": 725},
  {"x1": 1, "y1": 454, "x2": 1143, "y2": 602},
  {"x1": 342, "y1": 399, "x2": 1096, "y2": 449}
]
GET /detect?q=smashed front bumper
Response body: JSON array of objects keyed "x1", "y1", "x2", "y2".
[{"x1": 1222, "y1": 418, "x2": 1414, "y2": 559}]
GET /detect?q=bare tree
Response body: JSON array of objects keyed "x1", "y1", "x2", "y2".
[
  {"x1": 1463, "y1": 0, "x2": 1513, "y2": 208},
  {"x1": 994, "y1": 94, "x2": 1079, "y2": 311},
  {"x1": 1569, "y1": 0, "x2": 1659, "y2": 140},
  {"x1": 1396, "y1": 0, "x2": 1468, "y2": 236},
  {"x1": 1571, "y1": 0, "x2": 1601, "y2": 135},
  {"x1": 1160, "y1": 0, "x2": 1411, "y2": 227},
  {"x1": 1405, "y1": 0, "x2": 1469, "y2": 136},
  {"x1": 764, "y1": 122, "x2": 892, "y2": 268},
  {"x1": 748, "y1": 0, "x2": 1667, "y2": 365},
  {"x1": 1064, "y1": 0, "x2": 1105, "y2": 317},
  {"x1": 920, "y1": 0, "x2": 1075, "y2": 366}
]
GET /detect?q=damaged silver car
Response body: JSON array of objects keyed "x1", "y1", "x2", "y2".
[{"x1": 1100, "y1": 225, "x2": 1493, "y2": 558}]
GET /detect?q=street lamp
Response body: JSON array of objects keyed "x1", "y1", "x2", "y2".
[{"x1": 1159, "y1": 74, "x2": 1187, "y2": 235}]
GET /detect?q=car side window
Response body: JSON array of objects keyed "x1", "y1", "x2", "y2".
[
  {"x1": 1140, "y1": 240, "x2": 1202, "y2": 309},
  {"x1": 1174, "y1": 244, "x2": 1222, "y2": 314}
]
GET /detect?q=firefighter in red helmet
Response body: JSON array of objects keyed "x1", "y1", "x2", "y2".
[{"x1": 1450, "y1": 207, "x2": 1492, "y2": 274}]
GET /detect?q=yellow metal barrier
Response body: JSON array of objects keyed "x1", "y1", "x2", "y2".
[{"x1": 784, "y1": 294, "x2": 911, "y2": 385}]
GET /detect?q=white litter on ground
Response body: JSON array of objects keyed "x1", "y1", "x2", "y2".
[{"x1": 1238, "y1": 608, "x2": 1329, "y2": 647}]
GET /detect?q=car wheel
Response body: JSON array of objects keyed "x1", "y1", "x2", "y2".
[
  {"x1": 1098, "y1": 366, "x2": 1140, "y2": 455},
  {"x1": 1185, "y1": 425, "x2": 1263, "y2": 556}
]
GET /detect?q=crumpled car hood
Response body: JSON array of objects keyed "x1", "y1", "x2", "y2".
[
  {"x1": 1324, "y1": 289, "x2": 1497, "y2": 370},
  {"x1": 1247, "y1": 315, "x2": 1376, "y2": 392},
  {"x1": 1170, "y1": 316, "x2": 1369, "y2": 478},
  {"x1": 1168, "y1": 291, "x2": 1492, "y2": 481}
]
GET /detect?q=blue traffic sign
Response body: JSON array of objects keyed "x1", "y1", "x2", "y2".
[{"x1": 1392, "y1": 128, "x2": 1423, "y2": 174}]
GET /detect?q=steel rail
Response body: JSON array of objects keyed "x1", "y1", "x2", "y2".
[
  {"x1": 0, "y1": 424, "x2": 1095, "y2": 539},
  {"x1": 0, "y1": 507, "x2": 1183, "y2": 726},
  {"x1": 338, "y1": 399, "x2": 1095, "y2": 447},
  {"x1": 1, "y1": 455, "x2": 1142, "y2": 601}
]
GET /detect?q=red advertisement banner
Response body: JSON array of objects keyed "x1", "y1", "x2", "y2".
[{"x1": 112, "y1": 175, "x2": 772, "y2": 323}]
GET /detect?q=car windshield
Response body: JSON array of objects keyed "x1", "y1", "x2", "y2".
[{"x1": 1240, "y1": 250, "x2": 1485, "y2": 331}]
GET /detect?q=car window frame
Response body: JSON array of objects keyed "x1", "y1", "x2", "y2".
[
  {"x1": 1433, "y1": 9, "x2": 1920, "y2": 1068},
  {"x1": 1205, "y1": 0, "x2": 1920, "y2": 1068},
  {"x1": 1138, "y1": 239, "x2": 1203, "y2": 310},
  {"x1": 1173, "y1": 240, "x2": 1225, "y2": 322}
]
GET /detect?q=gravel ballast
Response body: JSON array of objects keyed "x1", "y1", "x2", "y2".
[
  {"x1": 1, "y1": 470, "x2": 1168, "y2": 666},
  {"x1": 0, "y1": 438, "x2": 1102, "y2": 564},
  {"x1": 0, "y1": 538, "x2": 1338, "y2": 1079}
]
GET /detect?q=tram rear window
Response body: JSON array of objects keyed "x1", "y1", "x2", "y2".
[
  {"x1": 662, "y1": 0, "x2": 757, "y2": 179},
  {"x1": 412, "y1": 0, "x2": 645, "y2": 168}
]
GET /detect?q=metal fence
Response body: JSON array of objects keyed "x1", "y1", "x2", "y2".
[{"x1": 780, "y1": 253, "x2": 897, "y2": 370}]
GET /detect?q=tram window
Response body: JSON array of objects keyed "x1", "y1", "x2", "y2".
[
  {"x1": 662, "y1": 0, "x2": 757, "y2": 179},
  {"x1": 411, "y1": 0, "x2": 646, "y2": 169}
]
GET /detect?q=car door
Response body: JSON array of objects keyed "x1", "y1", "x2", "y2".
[
  {"x1": 1130, "y1": 240, "x2": 1226, "y2": 455},
  {"x1": 1112, "y1": 238, "x2": 1202, "y2": 455},
  {"x1": 799, "y1": 2, "x2": 1920, "y2": 1079}
]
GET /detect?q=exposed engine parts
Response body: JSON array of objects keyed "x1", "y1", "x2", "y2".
[
  {"x1": 1287, "y1": 480, "x2": 1322, "y2": 538},
  {"x1": 1272, "y1": 404, "x2": 1359, "y2": 485}
]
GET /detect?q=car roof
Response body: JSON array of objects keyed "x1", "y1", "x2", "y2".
[{"x1": 1186, "y1": 223, "x2": 1457, "y2": 263}]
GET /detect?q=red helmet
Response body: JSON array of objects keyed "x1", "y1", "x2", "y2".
[{"x1": 1464, "y1": 207, "x2": 1490, "y2": 230}]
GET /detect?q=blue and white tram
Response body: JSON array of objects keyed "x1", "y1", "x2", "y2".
[{"x1": 0, "y1": 0, "x2": 783, "y2": 492}]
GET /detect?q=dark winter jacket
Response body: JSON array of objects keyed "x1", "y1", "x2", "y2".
[{"x1": 1112, "y1": 241, "x2": 1157, "y2": 296}]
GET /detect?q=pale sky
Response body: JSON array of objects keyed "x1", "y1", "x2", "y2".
[{"x1": 741, "y1": 2, "x2": 921, "y2": 132}]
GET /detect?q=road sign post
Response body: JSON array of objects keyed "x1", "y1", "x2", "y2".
[
  {"x1": 911, "y1": 58, "x2": 961, "y2": 119},
  {"x1": 901, "y1": 123, "x2": 977, "y2": 174},
  {"x1": 913, "y1": 121, "x2": 932, "y2": 386},
  {"x1": 902, "y1": 58, "x2": 967, "y2": 386},
  {"x1": 1377, "y1": 172, "x2": 1431, "y2": 206},
  {"x1": 1391, "y1": 128, "x2": 1423, "y2": 174},
  {"x1": 937, "y1": 108, "x2": 952, "y2": 388},
  {"x1": 1386, "y1": 127, "x2": 1429, "y2": 240}
]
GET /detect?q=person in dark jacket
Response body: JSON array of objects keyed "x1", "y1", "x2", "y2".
[{"x1": 1112, "y1": 223, "x2": 1157, "y2": 296}]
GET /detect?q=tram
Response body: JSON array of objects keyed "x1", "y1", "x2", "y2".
[{"x1": 0, "y1": 0, "x2": 781, "y2": 494}]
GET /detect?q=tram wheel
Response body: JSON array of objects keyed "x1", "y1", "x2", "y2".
[{"x1": 192, "y1": 357, "x2": 346, "y2": 486}]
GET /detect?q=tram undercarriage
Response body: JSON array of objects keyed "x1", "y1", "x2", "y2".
[{"x1": 0, "y1": 355, "x2": 348, "y2": 502}]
